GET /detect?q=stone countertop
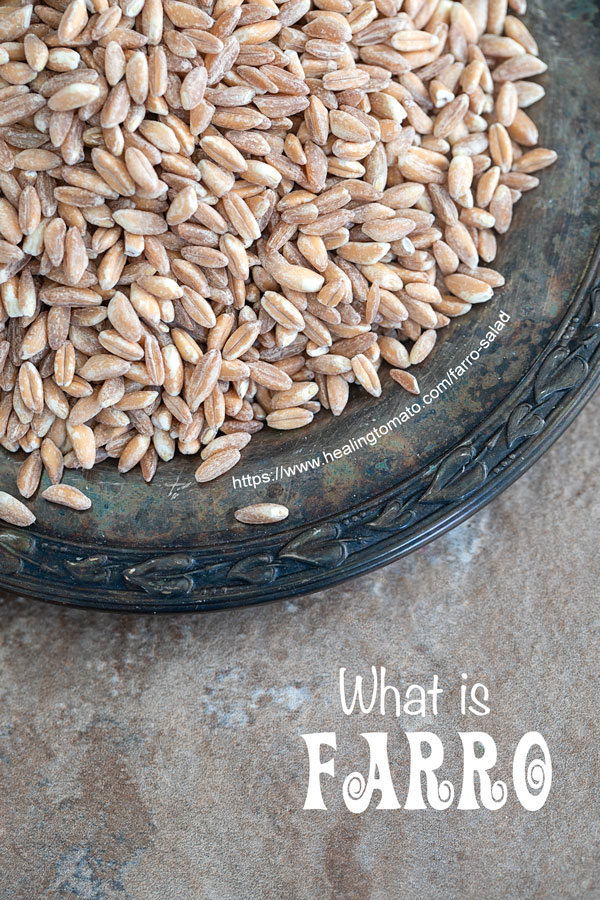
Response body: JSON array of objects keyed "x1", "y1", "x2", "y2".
[{"x1": 0, "y1": 393, "x2": 598, "y2": 900}]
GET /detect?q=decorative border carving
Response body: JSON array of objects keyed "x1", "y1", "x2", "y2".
[{"x1": 1, "y1": 279, "x2": 599, "y2": 612}]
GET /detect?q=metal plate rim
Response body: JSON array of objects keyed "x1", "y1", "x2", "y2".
[{"x1": 2, "y1": 242, "x2": 599, "y2": 613}]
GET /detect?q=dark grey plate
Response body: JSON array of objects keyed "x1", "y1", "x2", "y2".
[{"x1": 1, "y1": 0, "x2": 599, "y2": 611}]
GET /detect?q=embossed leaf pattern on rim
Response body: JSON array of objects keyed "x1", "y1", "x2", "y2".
[{"x1": 0, "y1": 270, "x2": 599, "y2": 611}]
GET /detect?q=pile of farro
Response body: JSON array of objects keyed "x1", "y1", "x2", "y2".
[{"x1": 0, "y1": 0, "x2": 555, "y2": 526}]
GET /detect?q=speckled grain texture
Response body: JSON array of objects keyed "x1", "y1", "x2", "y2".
[{"x1": 0, "y1": 394, "x2": 599, "y2": 900}]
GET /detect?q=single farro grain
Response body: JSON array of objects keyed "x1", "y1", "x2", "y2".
[
  {"x1": 0, "y1": 490, "x2": 35, "y2": 526},
  {"x1": 234, "y1": 503, "x2": 289, "y2": 524},
  {"x1": 42, "y1": 483, "x2": 92, "y2": 510},
  {"x1": 17, "y1": 450, "x2": 42, "y2": 498}
]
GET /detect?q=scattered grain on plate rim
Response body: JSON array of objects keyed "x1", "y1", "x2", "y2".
[
  {"x1": 0, "y1": 491, "x2": 36, "y2": 527},
  {"x1": 234, "y1": 503, "x2": 289, "y2": 525},
  {"x1": 41, "y1": 484, "x2": 92, "y2": 511},
  {"x1": 0, "y1": 0, "x2": 555, "y2": 526}
]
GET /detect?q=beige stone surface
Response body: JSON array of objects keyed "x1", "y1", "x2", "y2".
[{"x1": 0, "y1": 394, "x2": 598, "y2": 899}]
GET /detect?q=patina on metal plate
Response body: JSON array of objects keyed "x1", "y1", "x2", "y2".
[{"x1": 0, "y1": 0, "x2": 599, "y2": 611}]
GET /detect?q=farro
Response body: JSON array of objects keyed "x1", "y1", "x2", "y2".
[
  {"x1": 42, "y1": 483, "x2": 92, "y2": 510},
  {"x1": 0, "y1": 0, "x2": 554, "y2": 524},
  {"x1": 0, "y1": 490, "x2": 36, "y2": 526},
  {"x1": 234, "y1": 502, "x2": 289, "y2": 524}
]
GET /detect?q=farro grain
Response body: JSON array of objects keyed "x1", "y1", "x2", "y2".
[
  {"x1": 118, "y1": 433, "x2": 151, "y2": 473},
  {"x1": 489, "y1": 184, "x2": 514, "y2": 233},
  {"x1": 17, "y1": 450, "x2": 42, "y2": 498},
  {"x1": 40, "y1": 437, "x2": 64, "y2": 484},
  {"x1": 512, "y1": 148, "x2": 558, "y2": 174},
  {"x1": 234, "y1": 503, "x2": 289, "y2": 524},
  {"x1": 42, "y1": 483, "x2": 91, "y2": 510},
  {"x1": 0, "y1": 490, "x2": 35, "y2": 526},
  {"x1": 390, "y1": 368, "x2": 420, "y2": 394},
  {"x1": 266, "y1": 407, "x2": 314, "y2": 429},
  {"x1": 195, "y1": 447, "x2": 241, "y2": 482},
  {"x1": 445, "y1": 273, "x2": 494, "y2": 303},
  {"x1": 409, "y1": 329, "x2": 437, "y2": 365}
]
